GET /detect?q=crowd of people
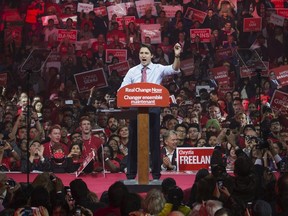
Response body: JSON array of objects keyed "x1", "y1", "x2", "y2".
[{"x1": 0, "y1": 0, "x2": 288, "y2": 215}]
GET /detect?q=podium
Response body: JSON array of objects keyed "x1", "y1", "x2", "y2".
[{"x1": 117, "y1": 83, "x2": 170, "y2": 191}]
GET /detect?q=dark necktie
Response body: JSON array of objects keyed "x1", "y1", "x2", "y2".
[{"x1": 141, "y1": 66, "x2": 147, "y2": 82}]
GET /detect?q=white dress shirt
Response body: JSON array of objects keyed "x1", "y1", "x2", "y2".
[{"x1": 119, "y1": 62, "x2": 180, "y2": 89}]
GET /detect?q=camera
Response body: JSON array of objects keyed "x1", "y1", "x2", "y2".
[
  {"x1": 217, "y1": 180, "x2": 224, "y2": 189},
  {"x1": 5, "y1": 178, "x2": 16, "y2": 189},
  {"x1": 0, "y1": 140, "x2": 5, "y2": 147},
  {"x1": 23, "y1": 207, "x2": 33, "y2": 216},
  {"x1": 74, "y1": 206, "x2": 82, "y2": 216}
]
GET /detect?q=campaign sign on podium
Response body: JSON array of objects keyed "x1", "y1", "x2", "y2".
[
  {"x1": 117, "y1": 83, "x2": 169, "y2": 185},
  {"x1": 117, "y1": 83, "x2": 170, "y2": 107}
]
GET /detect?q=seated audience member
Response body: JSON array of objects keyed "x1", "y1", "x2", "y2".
[
  {"x1": 42, "y1": 124, "x2": 69, "y2": 158},
  {"x1": 161, "y1": 130, "x2": 178, "y2": 171},
  {"x1": 21, "y1": 140, "x2": 51, "y2": 173},
  {"x1": 95, "y1": 144, "x2": 120, "y2": 173},
  {"x1": 175, "y1": 124, "x2": 188, "y2": 147},
  {"x1": 184, "y1": 123, "x2": 201, "y2": 147},
  {"x1": 67, "y1": 142, "x2": 83, "y2": 170}
]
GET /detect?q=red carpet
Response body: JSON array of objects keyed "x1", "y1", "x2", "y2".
[{"x1": 6, "y1": 172, "x2": 196, "y2": 199}]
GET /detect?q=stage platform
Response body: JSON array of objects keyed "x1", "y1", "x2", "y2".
[{"x1": 5, "y1": 171, "x2": 196, "y2": 200}]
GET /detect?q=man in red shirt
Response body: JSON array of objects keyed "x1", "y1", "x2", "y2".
[
  {"x1": 79, "y1": 116, "x2": 103, "y2": 159},
  {"x1": 42, "y1": 124, "x2": 68, "y2": 158}
]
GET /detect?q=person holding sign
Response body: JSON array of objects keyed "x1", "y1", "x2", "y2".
[{"x1": 119, "y1": 43, "x2": 181, "y2": 180}]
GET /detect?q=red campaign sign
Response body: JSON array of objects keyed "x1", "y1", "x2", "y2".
[
  {"x1": 271, "y1": 0, "x2": 284, "y2": 8},
  {"x1": 76, "y1": 151, "x2": 95, "y2": 177},
  {"x1": 215, "y1": 48, "x2": 233, "y2": 62},
  {"x1": 105, "y1": 49, "x2": 127, "y2": 63},
  {"x1": 276, "y1": 8, "x2": 288, "y2": 18},
  {"x1": 176, "y1": 147, "x2": 214, "y2": 171},
  {"x1": 116, "y1": 16, "x2": 135, "y2": 30},
  {"x1": 270, "y1": 65, "x2": 288, "y2": 87},
  {"x1": 218, "y1": 85, "x2": 233, "y2": 98},
  {"x1": 0, "y1": 73, "x2": 8, "y2": 87},
  {"x1": 74, "y1": 68, "x2": 108, "y2": 93},
  {"x1": 93, "y1": 6, "x2": 107, "y2": 17},
  {"x1": 270, "y1": 90, "x2": 288, "y2": 115},
  {"x1": 210, "y1": 66, "x2": 229, "y2": 85},
  {"x1": 184, "y1": 7, "x2": 207, "y2": 24},
  {"x1": 240, "y1": 66, "x2": 255, "y2": 78},
  {"x1": 243, "y1": 18, "x2": 262, "y2": 32},
  {"x1": 108, "y1": 61, "x2": 130, "y2": 77},
  {"x1": 190, "y1": 28, "x2": 211, "y2": 43},
  {"x1": 57, "y1": 29, "x2": 77, "y2": 42},
  {"x1": 181, "y1": 58, "x2": 194, "y2": 76}
]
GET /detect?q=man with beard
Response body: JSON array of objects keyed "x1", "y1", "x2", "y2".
[{"x1": 104, "y1": 116, "x2": 119, "y2": 137}]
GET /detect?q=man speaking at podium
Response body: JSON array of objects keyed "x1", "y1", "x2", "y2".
[{"x1": 119, "y1": 43, "x2": 182, "y2": 180}]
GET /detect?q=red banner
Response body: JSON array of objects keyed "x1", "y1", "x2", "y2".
[
  {"x1": 105, "y1": 49, "x2": 127, "y2": 63},
  {"x1": 0, "y1": 73, "x2": 8, "y2": 87},
  {"x1": 270, "y1": 90, "x2": 288, "y2": 115},
  {"x1": 270, "y1": 65, "x2": 288, "y2": 87},
  {"x1": 243, "y1": 18, "x2": 262, "y2": 32},
  {"x1": 190, "y1": 28, "x2": 211, "y2": 43},
  {"x1": 271, "y1": 0, "x2": 284, "y2": 8},
  {"x1": 276, "y1": 8, "x2": 288, "y2": 18},
  {"x1": 74, "y1": 68, "x2": 108, "y2": 93},
  {"x1": 108, "y1": 61, "x2": 130, "y2": 77},
  {"x1": 57, "y1": 29, "x2": 77, "y2": 42},
  {"x1": 181, "y1": 58, "x2": 194, "y2": 76},
  {"x1": 117, "y1": 83, "x2": 170, "y2": 107},
  {"x1": 176, "y1": 147, "x2": 214, "y2": 171},
  {"x1": 210, "y1": 66, "x2": 229, "y2": 85}
]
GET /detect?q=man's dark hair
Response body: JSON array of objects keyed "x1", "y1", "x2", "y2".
[{"x1": 140, "y1": 44, "x2": 154, "y2": 55}]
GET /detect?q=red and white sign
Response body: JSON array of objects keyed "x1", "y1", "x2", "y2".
[
  {"x1": 140, "y1": 24, "x2": 161, "y2": 44},
  {"x1": 240, "y1": 66, "x2": 254, "y2": 78},
  {"x1": 270, "y1": 13, "x2": 285, "y2": 26},
  {"x1": 41, "y1": 15, "x2": 59, "y2": 26},
  {"x1": 276, "y1": 8, "x2": 288, "y2": 18},
  {"x1": 270, "y1": 65, "x2": 288, "y2": 87},
  {"x1": 0, "y1": 73, "x2": 8, "y2": 87},
  {"x1": 116, "y1": 16, "x2": 135, "y2": 30},
  {"x1": 176, "y1": 147, "x2": 214, "y2": 171},
  {"x1": 57, "y1": 29, "x2": 77, "y2": 42},
  {"x1": 270, "y1": 90, "x2": 288, "y2": 114},
  {"x1": 77, "y1": 3, "x2": 94, "y2": 13},
  {"x1": 190, "y1": 28, "x2": 211, "y2": 43},
  {"x1": 181, "y1": 58, "x2": 194, "y2": 76},
  {"x1": 210, "y1": 66, "x2": 229, "y2": 85},
  {"x1": 117, "y1": 83, "x2": 170, "y2": 107},
  {"x1": 243, "y1": 18, "x2": 262, "y2": 32},
  {"x1": 76, "y1": 151, "x2": 95, "y2": 177},
  {"x1": 105, "y1": 49, "x2": 127, "y2": 63},
  {"x1": 74, "y1": 68, "x2": 108, "y2": 93},
  {"x1": 107, "y1": 3, "x2": 127, "y2": 20},
  {"x1": 184, "y1": 7, "x2": 207, "y2": 24},
  {"x1": 161, "y1": 5, "x2": 182, "y2": 18},
  {"x1": 108, "y1": 61, "x2": 130, "y2": 77},
  {"x1": 94, "y1": 6, "x2": 107, "y2": 17}
]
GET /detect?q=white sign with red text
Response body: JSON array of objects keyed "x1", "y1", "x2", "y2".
[
  {"x1": 269, "y1": 13, "x2": 285, "y2": 26},
  {"x1": 140, "y1": 24, "x2": 161, "y2": 44},
  {"x1": 105, "y1": 49, "x2": 127, "y2": 63},
  {"x1": 107, "y1": 3, "x2": 127, "y2": 20},
  {"x1": 77, "y1": 3, "x2": 94, "y2": 13},
  {"x1": 135, "y1": 0, "x2": 157, "y2": 18},
  {"x1": 41, "y1": 15, "x2": 59, "y2": 26}
]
